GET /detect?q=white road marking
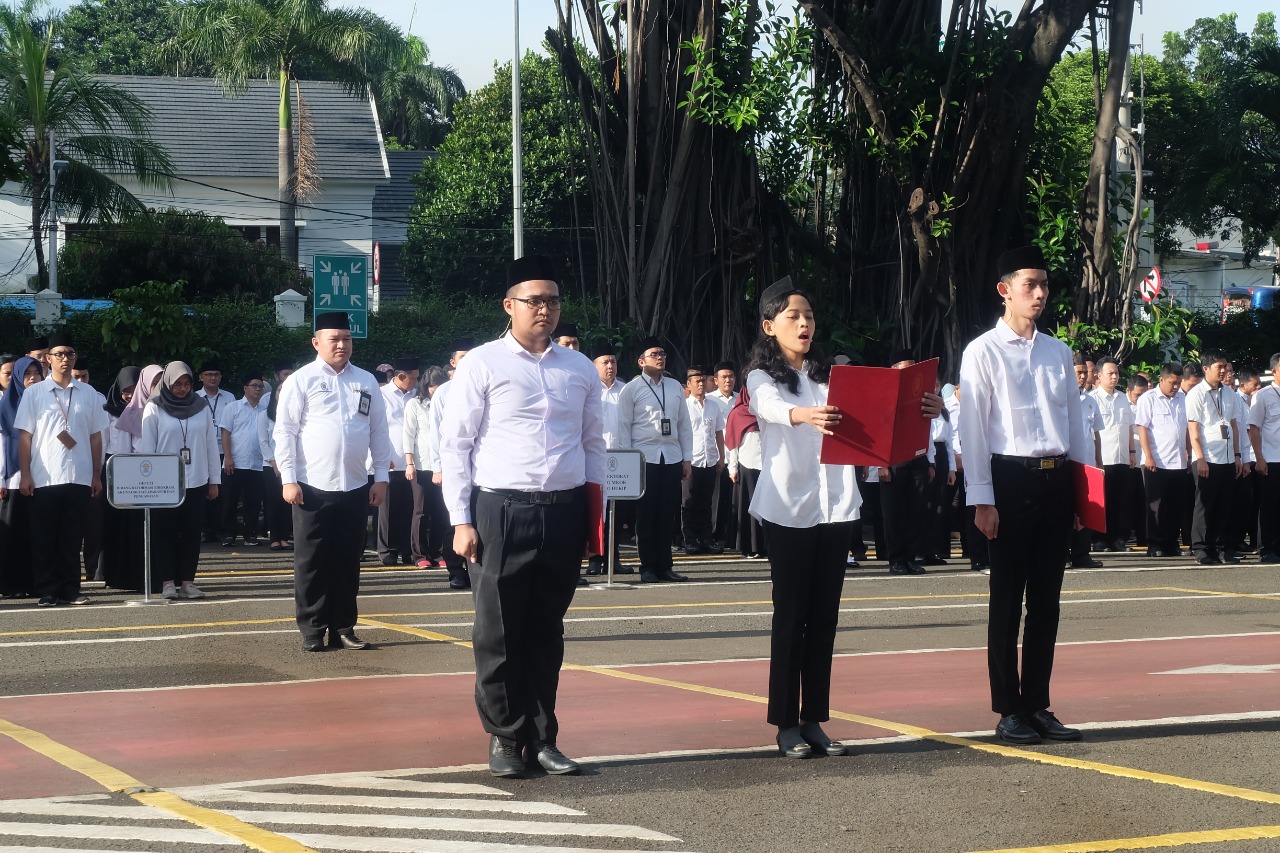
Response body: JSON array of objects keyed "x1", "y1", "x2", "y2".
[
  {"x1": 227, "y1": 809, "x2": 680, "y2": 840},
  {"x1": 177, "y1": 788, "x2": 584, "y2": 815},
  {"x1": 0, "y1": 821, "x2": 226, "y2": 844},
  {"x1": 1154, "y1": 663, "x2": 1280, "y2": 675},
  {"x1": 285, "y1": 835, "x2": 689, "y2": 853},
  {"x1": 257, "y1": 775, "x2": 510, "y2": 796}
]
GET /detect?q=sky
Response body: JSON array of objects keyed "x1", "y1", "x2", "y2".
[{"x1": 377, "y1": 0, "x2": 1279, "y2": 92}]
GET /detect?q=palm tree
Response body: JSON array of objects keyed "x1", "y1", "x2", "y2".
[
  {"x1": 164, "y1": 0, "x2": 402, "y2": 263},
  {"x1": 374, "y1": 35, "x2": 465, "y2": 150},
  {"x1": 0, "y1": 4, "x2": 173, "y2": 290}
]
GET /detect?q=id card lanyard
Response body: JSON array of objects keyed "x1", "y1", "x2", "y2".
[
  {"x1": 53, "y1": 385, "x2": 77, "y2": 449},
  {"x1": 1209, "y1": 387, "x2": 1230, "y2": 441},
  {"x1": 178, "y1": 417, "x2": 191, "y2": 465},
  {"x1": 645, "y1": 376, "x2": 671, "y2": 436}
]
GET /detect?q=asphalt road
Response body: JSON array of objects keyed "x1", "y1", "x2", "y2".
[{"x1": 0, "y1": 543, "x2": 1278, "y2": 853}]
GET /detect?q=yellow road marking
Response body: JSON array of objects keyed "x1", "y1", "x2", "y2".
[
  {"x1": 358, "y1": 617, "x2": 473, "y2": 649},
  {"x1": 0, "y1": 717, "x2": 317, "y2": 852},
  {"x1": 966, "y1": 824, "x2": 1280, "y2": 852},
  {"x1": 1163, "y1": 586, "x2": 1280, "y2": 603}
]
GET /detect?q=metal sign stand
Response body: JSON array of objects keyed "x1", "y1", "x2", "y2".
[
  {"x1": 127, "y1": 508, "x2": 167, "y2": 606},
  {"x1": 591, "y1": 449, "x2": 646, "y2": 591},
  {"x1": 106, "y1": 454, "x2": 186, "y2": 607},
  {"x1": 595, "y1": 498, "x2": 633, "y2": 590}
]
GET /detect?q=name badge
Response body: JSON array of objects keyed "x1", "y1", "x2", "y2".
[
  {"x1": 1220, "y1": 424, "x2": 1230, "y2": 440},
  {"x1": 180, "y1": 447, "x2": 192, "y2": 464},
  {"x1": 56, "y1": 430, "x2": 77, "y2": 450},
  {"x1": 358, "y1": 391, "x2": 371, "y2": 416},
  {"x1": 660, "y1": 418, "x2": 672, "y2": 436}
]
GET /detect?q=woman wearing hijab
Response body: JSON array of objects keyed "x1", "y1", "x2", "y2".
[
  {"x1": 137, "y1": 362, "x2": 221, "y2": 599},
  {"x1": 258, "y1": 378, "x2": 293, "y2": 550},
  {"x1": 0, "y1": 357, "x2": 43, "y2": 597}
]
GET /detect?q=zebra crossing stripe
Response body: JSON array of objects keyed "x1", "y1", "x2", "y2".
[
  {"x1": 285, "y1": 836, "x2": 691, "y2": 853},
  {"x1": 180, "y1": 787, "x2": 584, "y2": 815},
  {"x1": 225, "y1": 808, "x2": 681, "y2": 840},
  {"x1": 0, "y1": 821, "x2": 226, "y2": 844}
]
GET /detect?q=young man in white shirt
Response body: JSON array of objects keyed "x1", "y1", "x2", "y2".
[
  {"x1": 1068, "y1": 352, "x2": 1104, "y2": 569},
  {"x1": 426, "y1": 338, "x2": 474, "y2": 589},
  {"x1": 197, "y1": 360, "x2": 235, "y2": 544},
  {"x1": 274, "y1": 312, "x2": 391, "y2": 652},
  {"x1": 709, "y1": 361, "x2": 738, "y2": 548},
  {"x1": 1185, "y1": 351, "x2": 1243, "y2": 564},
  {"x1": 1248, "y1": 354, "x2": 1280, "y2": 563},
  {"x1": 617, "y1": 336, "x2": 693, "y2": 582},
  {"x1": 1135, "y1": 364, "x2": 1190, "y2": 558},
  {"x1": 1090, "y1": 357, "x2": 1134, "y2": 553},
  {"x1": 1228, "y1": 365, "x2": 1260, "y2": 555},
  {"x1": 1125, "y1": 373, "x2": 1151, "y2": 549},
  {"x1": 681, "y1": 366, "x2": 726, "y2": 556},
  {"x1": 585, "y1": 341, "x2": 632, "y2": 576},
  {"x1": 379, "y1": 356, "x2": 419, "y2": 566},
  {"x1": 219, "y1": 372, "x2": 267, "y2": 546},
  {"x1": 958, "y1": 245, "x2": 1090, "y2": 745},
  {"x1": 70, "y1": 357, "x2": 107, "y2": 581},
  {"x1": 439, "y1": 254, "x2": 605, "y2": 778},
  {"x1": 15, "y1": 333, "x2": 107, "y2": 606}
]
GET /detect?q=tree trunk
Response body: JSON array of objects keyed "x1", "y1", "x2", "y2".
[{"x1": 278, "y1": 68, "x2": 298, "y2": 264}]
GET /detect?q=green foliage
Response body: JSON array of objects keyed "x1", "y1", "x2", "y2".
[
  {"x1": 1052, "y1": 299, "x2": 1202, "y2": 375},
  {"x1": 58, "y1": 209, "x2": 308, "y2": 301},
  {"x1": 53, "y1": 0, "x2": 201, "y2": 75},
  {"x1": 403, "y1": 52, "x2": 594, "y2": 303},
  {"x1": 99, "y1": 280, "x2": 192, "y2": 364},
  {"x1": 372, "y1": 34, "x2": 465, "y2": 150}
]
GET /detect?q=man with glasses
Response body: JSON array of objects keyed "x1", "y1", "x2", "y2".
[
  {"x1": 1135, "y1": 363, "x2": 1190, "y2": 558},
  {"x1": 70, "y1": 357, "x2": 107, "y2": 581},
  {"x1": 617, "y1": 336, "x2": 693, "y2": 582},
  {"x1": 439, "y1": 254, "x2": 605, "y2": 778},
  {"x1": 15, "y1": 333, "x2": 108, "y2": 606},
  {"x1": 197, "y1": 361, "x2": 234, "y2": 543},
  {"x1": 218, "y1": 373, "x2": 267, "y2": 547}
]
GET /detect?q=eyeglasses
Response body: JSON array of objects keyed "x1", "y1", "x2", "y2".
[
  {"x1": 48, "y1": 350, "x2": 76, "y2": 360},
  {"x1": 245, "y1": 383, "x2": 264, "y2": 389},
  {"x1": 509, "y1": 296, "x2": 562, "y2": 311},
  {"x1": 643, "y1": 351, "x2": 667, "y2": 359}
]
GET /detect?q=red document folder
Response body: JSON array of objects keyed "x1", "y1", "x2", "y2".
[
  {"x1": 586, "y1": 482, "x2": 604, "y2": 555},
  {"x1": 1072, "y1": 461, "x2": 1106, "y2": 533},
  {"x1": 820, "y1": 358, "x2": 939, "y2": 467}
]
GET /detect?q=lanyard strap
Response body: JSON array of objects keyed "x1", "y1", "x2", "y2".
[
  {"x1": 644, "y1": 377, "x2": 666, "y2": 416},
  {"x1": 53, "y1": 385, "x2": 75, "y2": 430},
  {"x1": 178, "y1": 416, "x2": 189, "y2": 450},
  {"x1": 1209, "y1": 387, "x2": 1224, "y2": 419}
]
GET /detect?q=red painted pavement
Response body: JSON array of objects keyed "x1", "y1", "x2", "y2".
[{"x1": 1, "y1": 634, "x2": 1276, "y2": 799}]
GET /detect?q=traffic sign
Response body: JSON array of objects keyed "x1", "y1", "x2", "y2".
[{"x1": 313, "y1": 254, "x2": 369, "y2": 339}]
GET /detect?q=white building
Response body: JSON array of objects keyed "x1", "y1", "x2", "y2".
[{"x1": 1157, "y1": 226, "x2": 1280, "y2": 312}]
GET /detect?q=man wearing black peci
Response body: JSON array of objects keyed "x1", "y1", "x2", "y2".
[{"x1": 958, "y1": 245, "x2": 1091, "y2": 745}]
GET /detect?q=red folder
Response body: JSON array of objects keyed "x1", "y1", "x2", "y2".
[
  {"x1": 1072, "y1": 461, "x2": 1106, "y2": 533},
  {"x1": 586, "y1": 482, "x2": 604, "y2": 555},
  {"x1": 820, "y1": 359, "x2": 939, "y2": 467}
]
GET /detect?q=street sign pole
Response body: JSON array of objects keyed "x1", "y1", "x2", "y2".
[{"x1": 313, "y1": 254, "x2": 370, "y2": 338}]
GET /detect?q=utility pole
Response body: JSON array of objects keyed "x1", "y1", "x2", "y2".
[{"x1": 511, "y1": 0, "x2": 524, "y2": 258}]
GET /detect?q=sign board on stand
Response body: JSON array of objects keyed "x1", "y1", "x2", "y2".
[
  {"x1": 105, "y1": 454, "x2": 187, "y2": 606},
  {"x1": 313, "y1": 254, "x2": 369, "y2": 339},
  {"x1": 592, "y1": 449, "x2": 647, "y2": 590}
]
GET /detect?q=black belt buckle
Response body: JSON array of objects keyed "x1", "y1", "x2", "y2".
[{"x1": 530, "y1": 491, "x2": 556, "y2": 505}]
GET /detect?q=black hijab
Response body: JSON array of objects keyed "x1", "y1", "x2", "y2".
[
  {"x1": 104, "y1": 366, "x2": 140, "y2": 418},
  {"x1": 153, "y1": 361, "x2": 208, "y2": 421}
]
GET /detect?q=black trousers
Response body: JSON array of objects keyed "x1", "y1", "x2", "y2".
[
  {"x1": 82, "y1": 477, "x2": 104, "y2": 579},
  {"x1": 203, "y1": 460, "x2": 224, "y2": 539},
  {"x1": 636, "y1": 462, "x2": 682, "y2": 572},
  {"x1": 733, "y1": 467, "x2": 767, "y2": 557},
  {"x1": 150, "y1": 486, "x2": 207, "y2": 585},
  {"x1": 1258, "y1": 466, "x2": 1280, "y2": 557},
  {"x1": 681, "y1": 465, "x2": 718, "y2": 544},
  {"x1": 1126, "y1": 467, "x2": 1147, "y2": 545},
  {"x1": 1229, "y1": 471, "x2": 1258, "y2": 550},
  {"x1": 986, "y1": 458, "x2": 1072, "y2": 716},
  {"x1": 856, "y1": 479, "x2": 885, "y2": 560},
  {"x1": 0, "y1": 491, "x2": 35, "y2": 595},
  {"x1": 221, "y1": 468, "x2": 264, "y2": 540},
  {"x1": 762, "y1": 520, "x2": 852, "y2": 728},
  {"x1": 880, "y1": 457, "x2": 930, "y2": 564},
  {"x1": 377, "y1": 475, "x2": 413, "y2": 560},
  {"x1": 712, "y1": 466, "x2": 734, "y2": 545},
  {"x1": 1143, "y1": 467, "x2": 1186, "y2": 554},
  {"x1": 1191, "y1": 462, "x2": 1235, "y2": 559},
  {"x1": 1102, "y1": 464, "x2": 1131, "y2": 545},
  {"x1": 471, "y1": 488, "x2": 586, "y2": 745},
  {"x1": 263, "y1": 468, "x2": 294, "y2": 542},
  {"x1": 927, "y1": 441, "x2": 950, "y2": 559},
  {"x1": 293, "y1": 482, "x2": 369, "y2": 638},
  {"x1": 30, "y1": 484, "x2": 91, "y2": 602}
]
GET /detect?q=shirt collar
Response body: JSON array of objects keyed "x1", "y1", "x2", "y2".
[
  {"x1": 315, "y1": 355, "x2": 351, "y2": 377},
  {"x1": 996, "y1": 318, "x2": 1037, "y2": 345},
  {"x1": 500, "y1": 332, "x2": 560, "y2": 359}
]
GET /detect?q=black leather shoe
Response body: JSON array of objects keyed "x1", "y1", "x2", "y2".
[
  {"x1": 921, "y1": 556, "x2": 948, "y2": 566},
  {"x1": 301, "y1": 636, "x2": 325, "y2": 653},
  {"x1": 1195, "y1": 554, "x2": 1217, "y2": 565},
  {"x1": 585, "y1": 559, "x2": 603, "y2": 576},
  {"x1": 489, "y1": 736, "x2": 525, "y2": 778},
  {"x1": 1070, "y1": 556, "x2": 1103, "y2": 568},
  {"x1": 798, "y1": 722, "x2": 847, "y2": 756},
  {"x1": 528, "y1": 741, "x2": 580, "y2": 775},
  {"x1": 1259, "y1": 552, "x2": 1280, "y2": 564},
  {"x1": 775, "y1": 726, "x2": 812, "y2": 759},
  {"x1": 614, "y1": 565, "x2": 636, "y2": 575},
  {"x1": 641, "y1": 571, "x2": 660, "y2": 583},
  {"x1": 334, "y1": 631, "x2": 369, "y2": 650},
  {"x1": 658, "y1": 570, "x2": 688, "y2": 582},
  {"x1": 701, "y1": 538, "x2": 724, "y2": 555},
  {"x1": 1027, "y1": 709, "x2": 1083, "y2": 741},
  {"x1": 888, "y1": 561, "x2": 911, "y2": 575},
  {"x1": 906, "y1": 560, "x2": 928, "y2": 575},
  {"x1": 449, "y1": 572, "x2": 471, "y2": 589},
  {"x1": 683, "y1": 544, "x2": 710, "y2": 556},
  {"x1": 995, "y1": 714, "x2": 1042, "y2": 744}
]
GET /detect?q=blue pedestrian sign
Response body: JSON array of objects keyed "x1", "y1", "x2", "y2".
[{"x1": 313, "y1": 254, "x2": 369, "y2": 339}]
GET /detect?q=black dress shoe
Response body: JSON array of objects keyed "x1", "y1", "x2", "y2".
[
  {"x1": 449, "y1": 575, "x2": 471, "y2": 590},
  {"x1": 658, "y1": 570, "x2": 688, "y2": 582},
  {"x1": 1070, "y1": 556, "x2": 1103, "y2": 568},
  {"x1": 1107, "y1": 539, "x2": 1128, "y2": 552},
  {"x1": 1220, "y1": 553, "x2": 1241, "y2": 564},
  {"x1": 921, "y1": 556, "x2": 948, "y2": 566},
  {"x1": 888, "y1": 561, "x2": 911, "y2": 575},
  {"x1": 301, "y1": 636, "x2": 325, "y2": 652},
  {"x1": 775, "y1": 726, "x2": 812, "y2": 759},
  {"x1": 683, "y1": 544, "x2": 710, "y2": 556},
  {"x1": 906, "y1": 560, "x2": 928, "y2": 575},
  {"x1": 701, "y1": 538, "x2": 724, "y2": 555},
  {"x1": 333, "y1": 631, "x2": 369, "y2": 650},
  {"x1": 799, "y1": 722, "x2": 847, "y2": 756},
  {"x1": 585, "y1": 559, "x2": 603, "y2": 576},
  {"x1": 1259, "y1": 552, "x2": 1280, "y2": 564},
  {"x1": 528, "y1": 741, "x2": 580, "y2": 775},
  {"x1": 1145, "y1": 548, "x2": 1161, "y2": 557},
  {"x1": 1159, "y1": 548, "x2": 1183, "y2": 558},
  {"x1": 614, "y1": 565, "x2": 636, "y2": 575},
  {"x1": 489, "y1": 736, "x2": 525, "y2": 778},
  {"x1": 1027, "y1": 709, "x2": 1083, "y2": 741},
  {"x1": 995, "y1": 714, "x2": 1042, "y2": 744},
  {"x1": 641, "y1": 571, "x2": 660, "y2": 583},
  {"x1": 381, "y1": 556, "x2": 399, "y2": 567},
  {"x1": 1195, "y1": 554, "x2": 1217, "y2": 565}
]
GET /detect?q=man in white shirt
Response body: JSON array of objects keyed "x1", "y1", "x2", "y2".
[
  {"x1": 616, "y1": 336, "x2": 693, "y2": 582},
  {"x1": 681, "y1": 366, "x2": 725, "y2": 556},
  {"x1": 585, "y1": 341, "x2": 632, "y2": 577},
  {"x1": 15, "y1": 332, "x2": 107, "y2": 606},
  {"x1": 1228, "y1": 365, "x2": 1261, "y2": 555},
  {"x1": 379, "y1": 356, "x2": 419, "y2": 566},
  {"x1": 427, "y1": 338, "x2": 474, "y2": 589},
  {"x1": 1248, "y1": 354, "x2": 1280, "y2": 563},
  {"x1": 708, "y1": 361, "x2": 738, "y2": 548},
  {"x1": 197, "y1": 360, "x2": 236, "y2": 544},
  {"x1": 1090, "y1": 357, "x2": 1134, "y2": 553},
  {"x1": 274, "y1": 312, "x2": 391, "y2": 652},
  {"x1": 219, "y1": 372, "x2": 266, "y2": 547},
  {"x1": 958, "y1": 245, "x2": 1090, "y2": 746},
  {"x1": 1185, "y1": 351, "x2": 1243, "y2": 564},
  {"x1": 1068, "y1": 352, "x2": 1104, "y2": 568},
  {"x1": 1125, "y1": 373, "x2": 1150, "y2": 549},
  {"x1": 70, "y1": 357, "x2": 107, "y2": 581},
  {"x1": 1135, "y1": 363, "x2": 1190, "y2": 557},
  {"x1": 439, "y1": 254, "x2": 605, "y2": 779}
]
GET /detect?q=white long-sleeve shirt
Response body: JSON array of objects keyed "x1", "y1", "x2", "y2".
[
  {"x1": 927, "y1": 415, "x2": 956, "y2": 471},
  {"x1": 137, "y1": 402, "x2": 221, "y2": 489},
  {"x1": 746, "y1": 366, "x2": 861, "y2": 528},
  {"x1": 600, "y1": 379, "x2": 624, "y2": 448},
  {"x1": 257, "y1": 409, "x2": 275, "y2": 467},
  {"x1": 616, "y1": 373, "x2": 692, "y2": 465},
  {"x1": 272, "y1": 356, "x2": 391, "y2": 491},
  {"x1": 381, "y1": 382, "x2": 415, "y2": 469},
  {"x1": 958, "y1": 320, "x2": 1089, "y2": 506},
  {"x1": 438, "y1": 335, "x2": 606, "y2": 526},
  {"x1": 1248, "y1": 385, "x2": 1280, "y2": 462},
  {"x1": 403, "y1": 396, "x2": 432, "y2": 465}
]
